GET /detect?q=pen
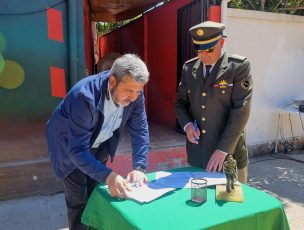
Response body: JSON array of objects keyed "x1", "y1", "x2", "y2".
[{"x1": 194, "y1": 120, "x2": 198, "y2": 141}]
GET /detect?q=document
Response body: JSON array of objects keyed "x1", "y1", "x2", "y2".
[
  {"x1": 154, "y1": 171, "x2": 228, "y2": 188},
  {"x1": 191, "y1": 172, "x2": 228, "y2": 187},
  {"x1": 126, "y1": 182, "x2": 175, "y2": 203},
  {"x1": 125, "y1": 171, "x2": 236, "y2": 203},
  {"x1": 154, "y1": 171, "x2": 192, "y2": 188}
]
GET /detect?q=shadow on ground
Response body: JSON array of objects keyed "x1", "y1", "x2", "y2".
[{"x1": 248, "y1": 152, "x2": 304, "y2": 204}]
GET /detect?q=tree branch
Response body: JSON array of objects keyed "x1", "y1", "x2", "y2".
[{"x1": 245, "y1": 0, "x2": 256, "y2": 10}]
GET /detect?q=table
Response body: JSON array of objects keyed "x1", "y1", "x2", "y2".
[
  {"x1": 275, "y1": 103, "x2": 304, "y2": 153},
  {"x1": 81, "y1": 168, "x2": 289, "y2": 230}
]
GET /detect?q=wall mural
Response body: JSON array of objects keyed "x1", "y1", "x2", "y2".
[
  {"x1": 0, "y1": 2, "x2": 69, "y2": 117},
  {"x1": 0, "y1": 32, "x2": 25, "y2": 89}
]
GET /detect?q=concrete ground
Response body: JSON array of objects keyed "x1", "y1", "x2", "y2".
[
  {"x1": 247, "y1": 152, "x2": 304, "y2": 230},
  {"x1": 0, "y1": 125, "x2": 303, "y2": 230}
]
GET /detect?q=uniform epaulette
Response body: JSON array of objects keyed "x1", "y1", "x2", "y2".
[
  {"x1": 229, "y1": 54, "x2": 247, "y2": 62},
  {"x1": 185, "y1": 56, "x2": 199, "y2": 64}
]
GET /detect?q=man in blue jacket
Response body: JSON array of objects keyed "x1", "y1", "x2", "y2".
[{"x1": 46, "y1": 54, "x2": 149, "y2": 230}]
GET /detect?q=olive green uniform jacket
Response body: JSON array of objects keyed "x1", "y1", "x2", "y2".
[{"x1": 175, "y1": 53, "x2": 252, "y2": 169}]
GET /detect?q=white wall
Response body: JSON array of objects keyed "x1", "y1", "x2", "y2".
[{"x1": 226, "y1": 9, "x2": 304, "y2": 145}]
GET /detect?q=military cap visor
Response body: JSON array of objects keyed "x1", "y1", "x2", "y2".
[
  {"x1": 193, "y1": 37, "x2": 221, "y2": 51},
  {"x1": 189, "y1": 21, "x2": 225, "y2": 51}
]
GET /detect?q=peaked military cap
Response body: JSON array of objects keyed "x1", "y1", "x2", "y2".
[{"x1": 189, "y1": 21, "x2": 225, "y2": 51}]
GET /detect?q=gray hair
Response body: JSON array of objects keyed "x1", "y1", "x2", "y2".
[{"x1": 109, "y1": 54, "x2": 149, "y2": 84}]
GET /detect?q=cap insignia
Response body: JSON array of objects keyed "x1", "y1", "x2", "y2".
[{"x1": 196, "y1": 29, "x2": 204, "y2": 36}]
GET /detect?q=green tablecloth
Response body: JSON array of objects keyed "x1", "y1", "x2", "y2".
[{"x1": 82, "y1": 167, "x2": 289, "y2": 230}]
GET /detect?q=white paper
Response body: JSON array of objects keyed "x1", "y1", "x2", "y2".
[
  {"x1": 191, "y1": 172, "x2": 228, "y2": 186},
  {"x1": 126, "y1": 182, "x2": 175, "y2": 203},
  {"x1": 124, "y1": 171, "x2": 238, "y2": 203}
]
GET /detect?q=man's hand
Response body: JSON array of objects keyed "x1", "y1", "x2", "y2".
[
  {"x1": 126, "y1": 170, "x2": 148, "y2": 187},
  {"x1": 206, "y1": 150, "x2": 227, "y2": 172},
  {"x1": 106, "y1": 172, "x2": 131, "y2": 199},
  {"x1": 185, "y1": 122, "x2": 200, "y2": 144}
]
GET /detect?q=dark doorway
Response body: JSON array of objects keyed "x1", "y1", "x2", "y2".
[{"x1": 176, "y1": 0, "x2": 208, "y2": 132}]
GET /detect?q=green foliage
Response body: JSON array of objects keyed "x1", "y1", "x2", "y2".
[
  {"x1": 96, "y1": 18, "x2": 136, "y2": 36},
  {"x1": 228, "y1": 0, "x2": 304, "y2": 16},
  {"x1": 96, "y1": 22, "x2": 120, "y2": 36}
]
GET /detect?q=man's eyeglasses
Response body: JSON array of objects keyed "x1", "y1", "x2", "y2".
[{"x1": 197, "y1": 46, "x2": 215, "y2": 53}]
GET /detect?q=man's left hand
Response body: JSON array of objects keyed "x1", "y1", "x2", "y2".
[
  {"x1": 206, "y1": 150, "x2": 226, "y2": 172},
  {"x1": 126, "y1": 170, "x2": 148, "y2": 186}
]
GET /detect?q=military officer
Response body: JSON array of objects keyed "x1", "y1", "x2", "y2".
[{"x1": 175, "y1": 21, "x2": 252, "y2": 183}]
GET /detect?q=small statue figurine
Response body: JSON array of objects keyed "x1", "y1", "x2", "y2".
[{"x1": 223, "y1": 155, "x2": 238, "y2": 193}]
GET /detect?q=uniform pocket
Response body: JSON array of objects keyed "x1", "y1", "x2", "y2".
[
  {"x1": 211, "y1": 86, "x2": 233, "y2": 108},
  {"x1": 186, "y1": 85, "x2": 201, "y2": 113}
]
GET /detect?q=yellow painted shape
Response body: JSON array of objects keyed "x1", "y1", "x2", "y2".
[
  {"x1": 216, "y1": 184, "x2": 244, "y2": 203},
  {"x1": 0, "y1": 60, "x2": 25, "y2": 89}
]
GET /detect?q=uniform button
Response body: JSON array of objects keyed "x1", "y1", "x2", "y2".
[
  {"x1": 202, "y1": 105, "x2": 205, "y2": 109},
  {"x1": 202, "y1": 92, "x2": 206, "y2": 96},
  {"x1": 202, "y1": 117, "x2": 206, "y2": 121},
  {"x1": 222, "y1": 90, "x2": 225, "y2": 94},
  {"x1": 202, "y1": 130, "x2": 206, "y2": 134},
  {"x1": 187, "y1": 90, "x2": 191, "y2": 93}
]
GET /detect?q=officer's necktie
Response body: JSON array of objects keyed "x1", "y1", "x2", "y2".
[{"x1": 205, "y1": 65, "x2": 212, "y2": 77}]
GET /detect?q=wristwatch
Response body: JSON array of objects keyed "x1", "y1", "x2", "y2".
[{"x1": 134, "y1": 166, "x2": 146, "y2": 173}]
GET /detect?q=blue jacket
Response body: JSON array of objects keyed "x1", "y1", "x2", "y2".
[{"x1": 46, "y1": 71, "x2": 149, "y2": 183}]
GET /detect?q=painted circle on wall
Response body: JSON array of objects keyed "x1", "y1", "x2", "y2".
[{"x1": 0, "y1": 60, "x2": 25, "y2": 89}]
